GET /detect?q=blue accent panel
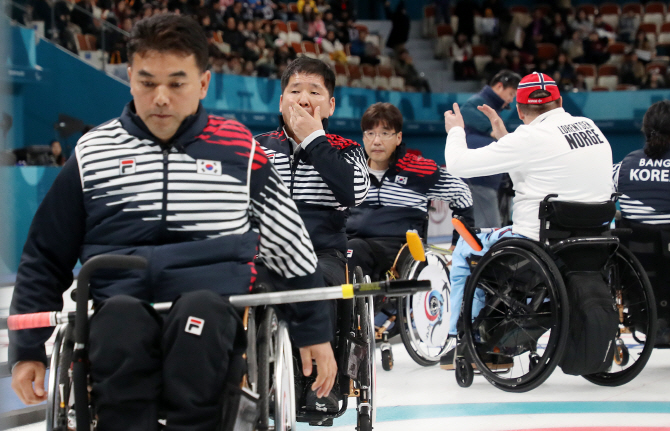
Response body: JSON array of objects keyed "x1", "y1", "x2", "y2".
[{"x1": 0, "y1": 167, "x2": 62, "y2": 277}]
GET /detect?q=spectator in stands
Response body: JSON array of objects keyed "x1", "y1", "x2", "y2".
[
  {"x1": 593, "y1": 14, "x2": 615, "y2": 41},
  {"x1": 241, "y1": 38, "x2": 260, "y2": 63},
  {"x1": 571, "y1": 9, "x2": 593, "y2": 36},
  {"x1": 225, "y1": 53, "x2": 244, "y2": 74},
  {"x1": 223, "y1": 1, "x2": 244, "y2": 22},
  {"x1": 551, "y1": 51, "x2": 575, "y2": 90},
  {"x1": 384, "y1": 0, "x2": 410, "y2": 54},
  {"x1": 618, "y1": 8, "x2": 639, "y2": 44},
  {"x1": 49, "y1": 140, "x2": 67, "y2": 167},
  {"x1": 297, "y1": 0, "x2": 316, "y2": 14},
  {"x1": 563, "y1": 29, "x2": 585, "y2": 62},
  {"x1": 241, "y1": 59, "x2": 257, "y2": 76},
  {"x1": 508, "y1": 50, "x2": 524, "y2": 75},
  {"x1": 573, "y1": 73, "x2": 588, "y2": 91},
  {"x1": 330, "y1": 0, "x2": 353, "y2": 22},
  {"x1": 548, "y1": 11, "x2": 569, "y2": 47},
  {"x1": 297, "y1": 3, "x2": 313, "y2": 39},
  {"x1": 255, "y1": 37, "x2": 276, "y2": 76},
  {"x1": 619, "y1": 51, "x2": 646, "y2": 86},
  {"x1": 395, "y1": 49, "x2": 431, "y2": 92},
  {"x1": 320, "y1": 29, "x2": 345, "y2": 56},
  {"x1": 308, "y1": 11, "x2": 327, "y2": 40},
  {"x1": 582, "y1": 30, "x2": 610, "y2": 65},
  {"x1": 436, "y1": 0, "x2": 450, "y2": 26},
  {"x1": 53, "y1": 0, "x2": 79, "y2": 53},
  {"x1": 241, "y1": 19, "x2": 257, "y2": 41},
  {"x1": 458, "y1": 70, "x2": 521, "y2": 228},
  {"x1": 454, "y1": 0, "x2": 476, "y2": 38},
  {"x1": 482, "y1": 47, "x2": 509, "y2": 83},
  {"x1": 323, "y1": 10, "x2": 337, "y2": 33},
  {"x1": 350, "y1": 27, "x2": 380, "y2": 66},
  {"x1": 222, "y1": 16, "x2": 245, "y2": 53},
  {"x1": 525, "y1": 9, "x2": 550, "y2": 46},
  {"x1": 644, "y1": 70, "x2": 666, "y2": 89},
  {"x1": 451, "y1": 33, "x2": 476, "y2": 80},
  {"x1": 633, "y1": 29, "x2": 655, "y2": 63},
  {"x1": 70, "y1": 0, "x2": 97, "y2": 35},
  {"x1": 273, "y1": 38, "x2": 297, "y2": 71}
]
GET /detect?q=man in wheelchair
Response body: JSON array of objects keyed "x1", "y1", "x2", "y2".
[
  {"x1": 9, "y1": 14, "x2": 336, "y2": 430},
  {"x1": 347, "y1": 102, "x2": 474, "y2": 281},
  {"x1": 441, "y1": 72, "x2": 614, "y2": 370}
]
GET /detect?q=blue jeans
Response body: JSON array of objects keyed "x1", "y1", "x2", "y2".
[{"x1": 448, "y1": 226, "x2": 526, "y2": 335}]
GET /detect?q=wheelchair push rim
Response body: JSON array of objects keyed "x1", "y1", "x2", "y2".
[
  {"x1": 582, "y1": 245, "x2": 657, "y2": 386},
  {"x1": 462, "y1": 239, "x2": 569, "y2": 392},
  {"x1": 398, "y1": 251, "x2": 452, "y2": 365}
]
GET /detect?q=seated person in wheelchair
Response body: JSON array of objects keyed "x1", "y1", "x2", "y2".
[
  {"x1": 613, "y1": 100, "x2": 670, "y2": 346},
  {"x1": 440, "y1": 72, "x2": 614, "y2": 369},
  {"x1": 346, "y1": 102, "x2": 474, "y2": 280},
  {"x1": 9, "y1": 14, "x2": 336, "y2": 431}
]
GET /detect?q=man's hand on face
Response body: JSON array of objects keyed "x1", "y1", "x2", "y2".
[
  {"x1": 289, "y1": 103, "x2": 324, "y2": 143},
  {"x1": 444, "y1": 102, "x2": 465, "y2": 133},
  {"x1": 478, "y1": 104, "x2": 509, "y2": 140},
  {"x1": 299, "y1": 341, "x2": 337, "y2": 398},
  {"x1": 12, "y1": 361, "x2": 48, "y2": 405}
]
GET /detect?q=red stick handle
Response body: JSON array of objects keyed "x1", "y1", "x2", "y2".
[{"x1": 7, "y1": 312, "x2": 55, "y2": 330}]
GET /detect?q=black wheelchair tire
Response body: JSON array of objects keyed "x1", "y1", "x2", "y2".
[
  {"x1": 257, "y1": 307, "x2": 276, "y2": 430},
  {"x1": 381, "y1": 349, "x2": 393, "y2": 371},
  {"x1": 47, "y1": 324, "x2": 75, "y2": 431},
  {"x1": 355, "y1": 293, "x2": 375, "y2": 429},
  {"x1": 356, "y1": 413, "x2": 372, "y2": 431},
  {"x1": 397, "y1": 252, "x2": 451, "y2": 367},
  {"x1": 455, "y1": 357, "x2": 474, "y2": 388},
  {"x1": 462, "y1": 239, "x2": 569, "y2": 393},
  {"x1": 582, "y1": 245, "x2": 657, "y2": 387}
]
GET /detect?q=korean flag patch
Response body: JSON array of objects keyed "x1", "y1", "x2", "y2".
[
  {"x1": 185, "y1": 316, "x2": 205, "y2": 336},
  {"x1": 197, "y1": 159, "x2": 222, "y2": 175},
  {"x1": 395, "y1": 175, "x2": 408, "y2": 185}
]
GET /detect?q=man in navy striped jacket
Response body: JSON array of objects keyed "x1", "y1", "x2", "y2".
[
  {"x1": 346, "y1": 103, "x2": 474, "y2": 281},
  {"x1": 10, "y1": 14, "x2": 336, "y2": 431},
  {"x1": 255, "y1": 58, "x2": 370, "y2": 288}
]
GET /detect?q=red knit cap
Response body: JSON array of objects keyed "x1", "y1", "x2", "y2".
[{"x1": 516, "y1": 72, "x2": 561, "y2": 104}]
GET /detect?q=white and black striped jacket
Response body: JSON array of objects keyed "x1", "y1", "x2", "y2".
[
  {"x1": 347, "y1": 148, "x2": 474, "y2": 245},
  {"x1": 9, "y1": 104, "x2": 330, "y2": 368},
  {"x1": 255, "y1": 119, "x2": 370, "y2": 252},
  {"x1": 613, "y1": 148, "x2": 670, "y2": 225}
]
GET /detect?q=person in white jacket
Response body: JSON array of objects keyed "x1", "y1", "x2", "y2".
[{"x1": 439, "y1": 72, "x2": 614, "y2": 370}]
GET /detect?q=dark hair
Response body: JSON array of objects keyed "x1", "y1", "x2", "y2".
[
  {"x1": 642, "y1": 100, "x2": 670, "y2": 159},
  {"x1": 517, "y1": 89, "x2": 560, "y2": 116},
  {"x1": 361, "y1": 103, "x2": 403, "y2": 133},
  {"x1": 280, "y1": 57, "x2": 336, "y2": 98},
  {"x1": 127, "y1": 13, "x2": 209, "y2": 73},
  {"x1": 490, "y1": 70, "x2": 521, "y2": 89}
]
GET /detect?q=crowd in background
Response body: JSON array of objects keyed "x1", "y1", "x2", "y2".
[{"x1": 441, "y1": 0, "x2": 670, "y2": 90}]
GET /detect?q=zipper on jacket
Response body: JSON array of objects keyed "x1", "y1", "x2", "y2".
[
  {"x1": 160, "y1": 148, "x2": 170, "y2": 240},
  {"x1": 289, "y1": 148, "x2": 300, "y2": 199}
]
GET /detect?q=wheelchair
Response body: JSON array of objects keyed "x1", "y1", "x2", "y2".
[
  {"x1": 291, "y1": 265, "x2": 376, "y2": 430},
  {"x1": 4, "y1": 255, "x2": 428, "y2": 431},
  {"x1": 357, "y1": 231, "x2": 453, "y2": 372},
  {"x1": 453, "y1": 194, "x2": 658, "y2": 392},
  {"x1": 616, "y1": 217, "x2": 670, "y2": 348}
]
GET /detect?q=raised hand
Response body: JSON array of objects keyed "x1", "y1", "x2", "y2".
[
  {"x1": 444, "y1": 102, "x2": 465, "y2": 133},
  {"x1": 289, "y1": 103, "x2": 323, "y2": 143},
  {"x1": 477, "y1": 104, "x2": 509, "y2": 140}
]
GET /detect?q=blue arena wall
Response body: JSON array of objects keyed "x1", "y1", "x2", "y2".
[{"x1": 1, "y1": 23, "x2": 667, "y2": 277}]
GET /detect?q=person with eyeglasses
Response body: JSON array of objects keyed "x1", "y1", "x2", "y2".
[{"x1": 346, "y1": 102, "x2": 474, "y2": 283}]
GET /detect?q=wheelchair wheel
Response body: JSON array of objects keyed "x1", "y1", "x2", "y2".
[
  {"x1": 582, "y1": 245, "x2": 657, "y2": 387},
  {"x1": 397, "y1": 250, "x2": 452, "y2": 366},
  {"x1": 257, "y1": 307, "x2": 296, "y2": 431},
  {"x1": 462, "y1": 239, "x2": 569, "y2": 393},
  {"x1": 47, "y1": 324, "x2": 75, "y2": 431},
  {"x1": 455, "y1": 357, "x2": 474, "y2": 388},
  {"x1": 381, "y1": 349, "x2": 393, "y2": 371},
  {"x1": 354, "y1": 295, "x2": 376, "y2": 431}
]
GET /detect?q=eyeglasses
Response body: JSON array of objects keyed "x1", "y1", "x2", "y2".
[{"x1": 363, "y1": 131, "x2": 398, "y2": 141}]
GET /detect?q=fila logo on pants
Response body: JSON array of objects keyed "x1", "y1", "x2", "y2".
[{"x1": 185, "y1": 316, "x2": 205, "y2": 336}]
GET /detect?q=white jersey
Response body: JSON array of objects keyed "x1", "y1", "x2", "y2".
[{"x1": 445, "y1": 107, "x2": 614, "y2": 240}]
